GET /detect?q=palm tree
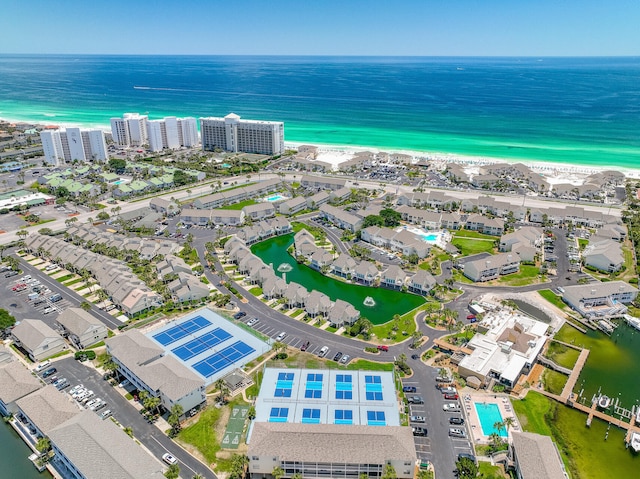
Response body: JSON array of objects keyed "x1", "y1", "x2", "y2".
[
  {"x1": 164, "y1": 463, "x2": 180, "y2": 479},
  {"x1": 503, "y1": 416, "x2": 515, "y2": 432},
  {"x1": 168, "y1": 404, "x2": 184, "y2": 434},
  {"x1": 36, "y1": 437, "x2": 51, "y2": 456},
  {"x1": 215, "y1": 378, "x2": 230, "y2": 404},
  {"x1": 271, "y1": 466, "x2": 284, "y2": 479}
]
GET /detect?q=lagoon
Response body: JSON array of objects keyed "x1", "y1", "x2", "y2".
[{"x1": 250, "y1": 234, "x2": 425, "y2": 324}]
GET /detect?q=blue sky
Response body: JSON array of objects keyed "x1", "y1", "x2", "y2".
[{"x1": 2, "y1": 0, "x2": 638, "y2": 56}]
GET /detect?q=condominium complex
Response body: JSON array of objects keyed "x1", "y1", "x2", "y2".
[
  {"x1": 147, "y1": 116, "x2": 199, "y2": 152},
  {"x1": 110, "y1": 113, "x2": 148, "y2": 147},
  {"x1": 40, "y1": 128, "x2": 108, "y2": 165},
  {"x1": 200, "y1": 113, "x2": 284, "y2": 155}
]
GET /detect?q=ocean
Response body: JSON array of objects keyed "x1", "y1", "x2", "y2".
[{"x1": 1, "y1": 55, "x2": 639, "y2": 170}]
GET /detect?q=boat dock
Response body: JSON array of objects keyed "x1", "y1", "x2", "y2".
[{"x1": 560, "y1": 348, "x2": 590, "y2": 402}]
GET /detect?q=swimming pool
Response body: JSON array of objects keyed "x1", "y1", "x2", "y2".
[
  {"x1": 266, "y1": 194, "x2": 286, "y2": 202},
  {"x1": 422, "y1": 233, "x2": 439, "y2": 242},
  {"x1": 112, "y1": 180, "x2": 124, "y2": 185},
  {"x1": 475, "y1": 402, "x2": 507, "y2": 437},
  {"x1": 400, "y1": 226, "x2": 443, "y2": 244}
]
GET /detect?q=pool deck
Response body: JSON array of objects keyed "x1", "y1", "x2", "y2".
[{"x1": 462, "y1": 391, "x2": 522, "y2": 444}]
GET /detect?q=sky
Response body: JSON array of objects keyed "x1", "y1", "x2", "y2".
[{"x1": 1, "y1": 0, "x2": 639, "y2": 56}]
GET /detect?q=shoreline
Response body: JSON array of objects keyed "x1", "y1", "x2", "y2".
[{"x1": 4, "y1": 114, "x2": 640, "y2": 180}]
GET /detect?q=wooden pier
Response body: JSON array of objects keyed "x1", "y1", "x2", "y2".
[{"x1": 560, "y1": 348, "x2": 590, "y2": 402}]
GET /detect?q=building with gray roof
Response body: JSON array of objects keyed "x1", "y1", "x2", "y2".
[
  {"x1": 462, "y1": 253, "x2": 521, "y2": 282},
  {"x1": 56, "y1": 308, "x2": 108, "y2": 349},
  {"x1": 16, "y1": 385, "x2": 81, "y2": 436},
  {"x1": 562, "y1": 281, "x2": 638, "y2": 319},
  {"x1": 12, "y1": 319, "x2": 66, "y2": 362},
  {"x1": 582, "y1": 238, "x2": 624, "y2": 273},
  {"x1": 510, "y1": 431, "x2": 567, "y2": 479},
  {"x1": 0, "y1": 361, "x2": 42, "y2": 416},
  {"x1": 49, "y1": 411, "x2": 165, "y2": 479},
  {"x1": 319, "y1": 204, "x2": 363, "y2": 232}
]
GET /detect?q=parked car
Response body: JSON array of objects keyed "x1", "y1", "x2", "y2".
[
  {"x1": 440, "y1": 387, "x2": 457, "y2": 395},
  {"x1": 340, "y1": 354, "x2": 350, "y2": 364},
  {"x1": 444, "y1": 393, "x2": 459, "y2": 401},
  {"x1": 275, "y1": 331, "x2": 287, "y2": 342},
  {"x1": 402, "y1": 386, "x2": 417, "y2": 393},
  {"x1": 410, "y1": 415, "x2": 425, "y2": 423},
  {"x1": 333, "y1": 352, "x2": 343, "y2": 362},
  {"x1": 42, "y1": 367, "x2": 57, "y2": 378},
  {"x1": 412, "y1": 427, "x2": 427, "y2": 437},
  {"x1": 466, "y1": 314, "x2": 476, "y2": 320},
  {"x1": 5, "y1": 271, "x2": 18, "y2": 278},
  {"x1": 449, "y1": 428, "x2": 467, "y2": 438},
  {"x1": 246, "y1": 317, "x2": 260, "y2": 327},
  {"x1": 35, "y1": 360, "x2": 51, "y2": 372},
  {"x1": 408, "y1": 396, "x2": 424, "y2": 404},
  {"x1": 449, "y1": 417, "x2": 465, "y2": 425},
  {"x1": 318, "y1": 346, "x2": 329, "y2": 357},
  {"x1": 458, "y1": 453, "x2": 477, "y2": 464},
  {"x1": 233, "y1": 311, "x2": 247, "y2": 319},
  {"x1": 300, "y1": 340, "x2": 310, "y2": 352},
  {"x1": 162, "y1": 453, "x2": 178, "y2": 465},
  {"x1": 100, "y1": 410, "x2": 113, "y2": 420},
  {"x1": 443, "y1": 403, "x2": 461, "y2": 412}
]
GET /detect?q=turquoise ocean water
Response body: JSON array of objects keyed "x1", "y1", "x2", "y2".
[{"x1": 0, "y1": 55, "x2": 639, "y2": 170}]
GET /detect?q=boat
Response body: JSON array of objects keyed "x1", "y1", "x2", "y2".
[
  {"x1": 598, "y1": 395, "x2": 611, "y2": 409},
  {"x1": 624, "y1": 314, "x2": 640, "y2": 332},
  {"x1": 628, "y1": 431, "x2": 640, "y2": 453},
  {"x1": 597, "y1": 320, "x2": 615, "y2": 335}
]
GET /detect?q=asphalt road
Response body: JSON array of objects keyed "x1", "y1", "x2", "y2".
[{"x1": 49, "y1": 357, "x2": 216, "y2": 479}]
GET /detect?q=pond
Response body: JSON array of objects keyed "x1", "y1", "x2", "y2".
[{"x1": 250, "y1": 234, "x2": 426, "y2": 324}]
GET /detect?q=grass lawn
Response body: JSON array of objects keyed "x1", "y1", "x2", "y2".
[
  {"x1": 219, "y1": 199, "x2": 258, "y2": 211},
  {"x1": 496, "y1": 265, "x2": 543, "y2": 286},
  {"x1": 541, "y1": 369, "x2": 568, "y2": 395},
  {"x1": 452, "y1": 269, "x2": 474, "y2": 284},
  {"x1": 179, "y1": 248, "x2": 199, "y2": 265},
  {"x1": 64, "y1": 277, "x2": 85, "y2": 287},
  {"x1": 56, "y1": 274, "x2": 75, "y2": 283},
  {"x1": 248, "y1": 287, "x2": 263, "y2": 296},
  {"x1": 177, "y1": 405, "x2": 223, "y2": 464},
  {"x1": 454, "y1": 229, "x2": 498, "y2": 240},
  {"x1": 370, "y1": 302, "x2": 428, "y2": 342},
  {"x1": 290, "y1": 308, "x2": 305, "y2": 318},
  {"x1": 513, "y1": 391, "x2": 639, "y2": 479},
  {"x1": 478, "y1": 462, "x2": 508, "y2": 479},
  {"x1": 538, "y1": 289, "x2": 568, "y2": 310},
  {"x1": 451, "y1": 237, "x2": 496, "y2": 256},
  {"x1": 545, "y1": 341, "x2": 580, "y2": 369}
]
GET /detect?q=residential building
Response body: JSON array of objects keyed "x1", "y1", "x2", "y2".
[
  {"x1": 278, "y1": 196, "x2": 308, "y2": 215},
  {"x1": 149, "y1": 197, "x2": 180, "y2": 216},
  {"x1": 360, "y1": 226, "x2": 430, "y2": 258},
  {"x1": 40, "y1": 128, "x2": 108, "y2": 165},
  {"x1": 407, "y1": 270, "x2": 436, "y2": 295},
  {"x1": 319, "y1": 204, "x2": 363, "y2": 233},
  {"x1": 200, "y1": 113, "x2": 284, "y2": 155},
  {"x1": 248, "y1": 368, "x2": 415, "y2": 479},
  {"x1": 464, "y1": 214, "x2": 504, "y2": 236},
  {"x1": 56, "y1": 308, "x2": 108, "y2": 349},
  {"x1": 510, "y1": 431, "x2": 568, "y2": 479},
  {"x1": 0, "y1": 361, "x2": 42, "y2": 416},
  {"x1": 12, "y1": 319, "x2": 66, "y2": 362},
  {"x1": 328, "y1": 299, "x2": 360, "y2": 327},
  {"x1": 499, "y1": 226, "x2": 543, "y2": 262},
  {"x1": 16, "y1": 386, "x2": 81, "y2": 437},
  {"x1": 562, "y1": 281, "x2": 638, "y2": 319},
  {"x1": 167, "y1": 272, "x2": 210, "y2": 303},
  {"x1": 106, "y1": 330, "x2": 206, "y2": 414},
  {"x1": 301, "y1": 175, "x2": 346, "y2": 191},
  {"x1": 381, "y1": 265, "x2": 407, "y2": 289},
  {"x1": 147, "y1": 116, "x2": 200, "y2": 151},
  {"x1": 49, "y1": 411, "x2": 165, "y2": 479},
  {"x1": 243, "y1": 202, "x2": 276, "y2": 221},
  {"x1": 353, "y1": 262, "x2": 379, "y2": 285},
  {"x1": 194, "y1": 179, "x2": 282, "y2": 209},
  {"x1": 110, "y1": 113, "x2": 148, "y2": 146},
  {"x1": 157, "y1": 254, "x2": 193, "y2": 279},
  {"x1": 458, "y1": 311, "x2": 547, "y2": 389},
  {"x1": 462, "y1": 253, "x2": 521, "y2": 282},
  {"x1": 331, "y1": 254, "x2": 357, "y2": 278},
  {"x1": 330, "y1": 187, "x2": 352, "y2": 202},
  {"x1": 582, "y1": 238, "x2": 624, "y2": 273}
]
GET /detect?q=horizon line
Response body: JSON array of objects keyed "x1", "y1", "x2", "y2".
[{"x1": 1, "y1": 53, "x2": 639, "y2": 58}]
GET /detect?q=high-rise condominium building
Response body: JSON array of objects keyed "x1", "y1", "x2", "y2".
[
  {"x1": 40, "y1": 128, "x2": 108, "y2": 165},
  {"x1": 147, "y1": 117, "x2": 199, "y2": 152},
  {"x1": 110, "y1": 113, "x2": 149, "y2": 147},
  {"x1": 200, "y1": 113, "x2": 284, "y2": 155}
]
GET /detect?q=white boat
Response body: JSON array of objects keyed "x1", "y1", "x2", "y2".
[
  {"x1": 624, "y1": 314, "x2": 640, "y2": 332},
  {"x1": 629, "y1": 431, "x2": 640, "y2": 453},
  {"x1": 598, "y1": 395, "x2": 611, "y2": 409}
]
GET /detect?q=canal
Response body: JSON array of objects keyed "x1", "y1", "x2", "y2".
[
  {"x1": 250, "y1": 234, "x2": 426, "y2": 324},
  {"x1": 0, "y1": 420, "x2": 52, "y2": 479}
]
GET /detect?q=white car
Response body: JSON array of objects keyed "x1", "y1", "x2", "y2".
[
  {"x1": 100, "y1": 410, "x2": 112, "y2": 420},
  {"x1": 35, "y1": 360, "x2": 51, "y2": 372},
  {"x1": 69, "y1": 385, "x2": 84, "y2": 395},
  {"x1": 72, "y1": 388, "x2": 87, "y2": 399},
  {"x1": 162, "y1": 453, "x2": 178, "y2": 465},
  {"x1": 340, "y1": 354, "x2": 350, "y2": 364},
  {"x1": 85, "y1": 398, "x2": 100, "y2": 409},
  {"x1": 275, "y1": 332, "x2": 287, "y2": 342},
  {"x1": 443, "y1": 403, "x2": 461, "y2": 412}
]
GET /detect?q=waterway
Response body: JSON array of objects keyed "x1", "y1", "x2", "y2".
[
  {"x1": 250, "y1": 234, "x2": 425, "y2": 324},
  {"x1": 0, "y1": 421, "x2": 52, "y2": 479},
  {"x1": 555, "y1": 322, "x2": 640, "y2": 411}
]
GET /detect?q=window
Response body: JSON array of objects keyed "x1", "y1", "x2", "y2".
[
  {"x1": 336, "y1": 390, "x2": 353, "y2": 400},
  {"x1": 305, "y1": 389, "x2": 322, "y2": 399},
  {"x1": 269, "y1": 407, "x2": 289, "y2": 422},
  {"x1": 367, "y1": 411, "x2": 386, "y2": 426},
  {"x1": 302, "y1": 408, "x2": 321, "y2": 424},
  {"x1": 334, "y1": 409, "x2": 353, "y2": 425},
  {"x1": 365, "y1": 391, "x2": 383, "y2": 401}
]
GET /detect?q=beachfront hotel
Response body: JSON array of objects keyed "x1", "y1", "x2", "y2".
[
  {"x1": 40, "y1": 127, "x2": 108, "y2": 165},
  {"x1": 147, "y1": 116, "x2": 199, "y2": 152},
  {"x1": 110, "y1": 112, "x2": 148, "y2": 147},
  {"x1": 200, "y1": 113, "x2": 285, "y2": 155}
]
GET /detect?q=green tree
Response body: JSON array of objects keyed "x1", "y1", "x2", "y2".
[
  {"x1": 168, "y1": 404, "x2": 184, "y2": 434},
  {"x1": 4, "y1": 255, "x2": 19, "y2": 272},
  {"x1": 229, "y1": 453, "x2": 249, "y2": 479},
  {"x1": 79, "y1": 301, "x2": 92, "y2": 312},
  {"x1": 108, "y1": 158, "x2": 126, "y2": 173},
  {"x1": 381, "y1": 463, "x2": 397, "y2": 479},
  {"x1": 97, "y1": 211, "x2": 110, "y2": 221},
  {"x1": 164, "y1": 463, "x2": 180, "y2": 479},
  {"x1": 454, "y1": 457, "x2": 479, "y2": 479},
  {"x1": 215, "y1": 378, "x2": 230, "y2": 404},
  {"x1": 362, "y1": 214, "x2": 384, "y2": 228},
  {"x1": 144, "y1": 396, "x2": 161, "y2": 416},
  {"x1": 0, "y1": 308, "x2": 17, "y2": 330},
  {"x1": 123, "y1": 426, "x2": 134, "y2": 438},
  {"x1": 271, "y1": 466, "x2": 285, "y2": 479},
  {"x1": 36, "y1": 436, "x2": 51, "y2": 456},
  {"x1": 380, "y1": 208, "x2": 401, "y2": 227}
]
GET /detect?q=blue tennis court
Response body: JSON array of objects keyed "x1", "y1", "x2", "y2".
[
  {"x1": 172, "y1": 327, "x2": 233, "y2": 361},
  {"x1": 152, "y1": 316, "x2": 211, "y2": 346},
  {"x1": 193, "y1": 341, "x2": 256, "y2": 378}
]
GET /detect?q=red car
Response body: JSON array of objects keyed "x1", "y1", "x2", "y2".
[
  {"x1": 377, "y1": 345, "x2": 389, "y2": 352},
  {"x1": 444, "y1": 393, "x2": 459, "y2": 400},
  {"x1": 466, "y1": 315, "x2": 476, "y2": 320}
]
